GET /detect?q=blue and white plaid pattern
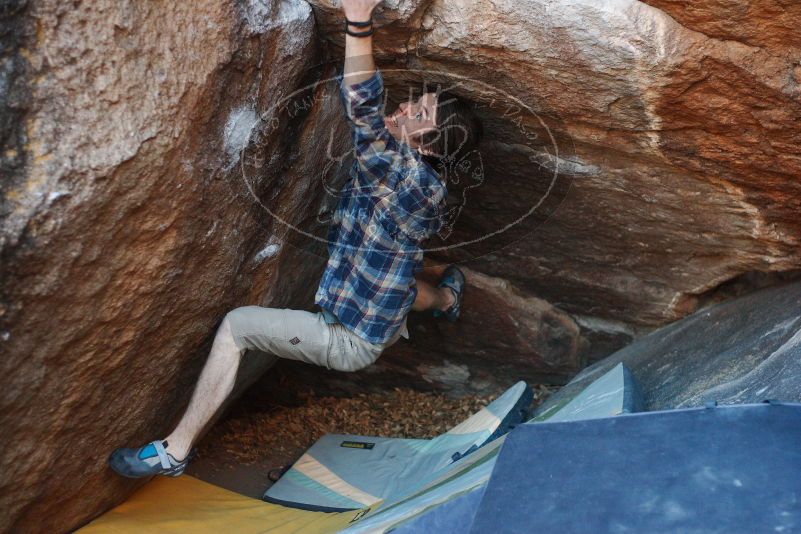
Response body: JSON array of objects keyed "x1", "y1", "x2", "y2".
[{"x1": 315, "y1": 70, "x2": 447, "y2": 344}]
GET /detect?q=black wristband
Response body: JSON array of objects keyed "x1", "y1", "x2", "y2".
[
  {"x1": 345, "y1": 17, "x2": 372, "y2": 27},
  {"x1": 344, "y1": 18, "x2": 374, "y2": 38},
  {"x1": 345, "y1": 25, "x2": 374, "y2": 37}
]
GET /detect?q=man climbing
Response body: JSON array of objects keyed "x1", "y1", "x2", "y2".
[{"x1": 108, "y1": 0, "x2": 483, "y2": 478}]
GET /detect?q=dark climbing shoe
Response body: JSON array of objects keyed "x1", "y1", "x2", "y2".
[
  {"x1": 433, "y1": 266, "x2": 465, "y2": 322},
  {"x1": 108, "y1": 440, "x2": 191, "y2": 478}
]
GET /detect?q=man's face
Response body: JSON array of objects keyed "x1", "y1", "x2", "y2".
[{"x1": 384, "y1": 92, "x2": 438, "y2": 150}]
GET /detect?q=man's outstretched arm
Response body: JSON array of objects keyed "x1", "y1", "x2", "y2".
[
  {"x1": 342, "y1": 0, "x2": 382, "y2": 86},
  {"x1": 339, "y1": 0, "x2": 397, "y2": 175}
]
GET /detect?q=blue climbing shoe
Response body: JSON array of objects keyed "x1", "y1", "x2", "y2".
[
  {"x1": 433, "y1": 266, "x2": 466, "y2": 322},
  {"x1": 108, "y1": 440, "x2": 191, "y2": 478}
]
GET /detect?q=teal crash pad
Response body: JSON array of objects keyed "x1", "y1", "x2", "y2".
[{"x1": 263, "y1": 381, "x2": 532, "y2": 512}]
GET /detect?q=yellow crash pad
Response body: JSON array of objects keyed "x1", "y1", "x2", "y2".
[{"x1": 79, "y1": 476, "x2": 366, "y2": 534}]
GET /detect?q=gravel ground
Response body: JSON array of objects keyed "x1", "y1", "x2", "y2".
[{"x1": 187, "y1": 381, "x2": 556, "y2": 497}]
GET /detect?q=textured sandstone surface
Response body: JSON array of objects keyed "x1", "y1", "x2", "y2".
[
  {"x1": 308, "y1": 0, "x2": 801, "y2": 324},
  {"x1": 277, "y1": 0, "x2": 801, "y2": 397},
  {"x1": 0, "y1": 0, "x2": 339, "y2": 531},
  {"x1": 2, "y1": 0, "x2": 801, "y2": 531}
]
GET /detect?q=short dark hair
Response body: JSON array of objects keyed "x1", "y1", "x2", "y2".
[{"x1": 419, "y1": 91, "x2": 483, "y2": 163}]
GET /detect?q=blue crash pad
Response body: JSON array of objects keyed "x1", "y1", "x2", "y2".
[
  {"x1": 391, "y1": 485, "x2": 486, "y2": 534},
  {"x1": 344, "y1": 363, "x2": 643, "y2": 533},
  {"x1": 471, "y1": 403, "x2": 801, "y2": 534}
]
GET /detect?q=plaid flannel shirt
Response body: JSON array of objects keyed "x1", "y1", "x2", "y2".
[{"x1": 314, "y1": 69, "x2": 447, "y2": 344}]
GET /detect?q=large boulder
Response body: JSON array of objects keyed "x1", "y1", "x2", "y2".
[
  {"x1": 535, "y1": 279, "x2": 801, "y2": 414},
  {"x1": 306, "y1": 0, "x2": 801, "y2": 337},
  {"x1": 3, "y1": 0, "x2": 801, "y2": 531},
  {"x1": 0, "y1": 0, "x2": 343, "y2": 531},
  {"x1": 266, "y1": 0, "x2": 801, "y2": 397}
]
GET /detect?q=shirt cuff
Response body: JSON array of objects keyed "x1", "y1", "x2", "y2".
[{"x1": 340, "y1": 69, "x2": 384, "y2": 100}]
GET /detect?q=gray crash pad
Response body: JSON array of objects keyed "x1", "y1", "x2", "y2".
[
  {"x1": 534, "y1": 280, "x2": 801, "y2": 412},
  {"x1": 472, "y1": 403, "x2": 801, "y2": 534}
]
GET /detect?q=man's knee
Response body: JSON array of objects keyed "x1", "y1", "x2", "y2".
[
  {"x1": 220, "y1": 306, "x2": 262, "y2": 352},
  {"x1": 223, "y1": 306, "x2": 259, "y2": 331}
]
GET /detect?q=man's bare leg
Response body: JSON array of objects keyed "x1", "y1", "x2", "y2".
[
  {"x1": 162, "y1": 316, "x2": 242, "y2": 461},
  {"x1": 413, "y1": 278, "x2": 456, "y2": 312}
]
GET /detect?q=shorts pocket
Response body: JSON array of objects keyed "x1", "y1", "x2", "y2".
[
  {"x1": 327, "y1": 326, "x2": 378, "y2": 372},
  {"x1": 325, "y1": 324, "x2": 341, "y2": 370}
]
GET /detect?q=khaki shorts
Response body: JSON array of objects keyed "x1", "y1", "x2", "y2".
[{"x1": 225, "y1": 306, "x2": 405, "y2": 372}]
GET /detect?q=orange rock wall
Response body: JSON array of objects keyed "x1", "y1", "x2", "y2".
[{"x1": 2, "y1": 0, "x2": 800, "y2": 531}]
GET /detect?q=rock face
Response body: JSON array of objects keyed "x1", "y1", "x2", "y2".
[
  {"x1": 535, "y1": 279, "x2": 801, "y2": 413},
  {"x1": 308, "y1": 0, "x2": 801, "y2": 325},
  {"x1": 0, "y1": 0, "x2": 344, "y2": 531},
  {"x1": 2, "y1": 0, "x2": 801, "y2": 531},
  {"x1": 275, "y1": 0, "x2": 801, "y2": 396}
]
